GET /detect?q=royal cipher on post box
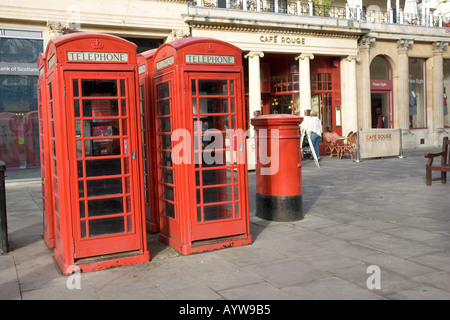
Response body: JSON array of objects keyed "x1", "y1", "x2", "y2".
[
  {"x1": 40, "y1": 32, "x2": 149, "y2": 274},
  {"x1": 151, "y1": 37, "x2": 252, "y2": 254}
]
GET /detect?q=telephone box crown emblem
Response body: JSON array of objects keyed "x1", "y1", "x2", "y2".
[
  {"x1": 205, "y1": 43, "x2": 216, "y2": 53},
  {"x1": 91, "y1": 39, "x2": 104, "y2": 50}
]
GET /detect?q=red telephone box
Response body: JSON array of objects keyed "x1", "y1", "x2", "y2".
[
  {"x1": 37, "y1": 53, "x2": 55, "y2": 248},
  {"x1": 40, "y1": 32, "x2": 149, "y2": 274},
  {"x1": 152, "y1": 38, "x2": 252, "y2": 255},
  {"x1": 137, "y1": 49, "x2": 159, "y2": 233}
]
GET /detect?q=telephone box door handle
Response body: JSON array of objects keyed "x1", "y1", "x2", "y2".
[{"x1": 131, "y1": 151, "x2": 136, "y2": 160}]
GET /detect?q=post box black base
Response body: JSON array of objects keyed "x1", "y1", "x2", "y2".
[{"x1": 256, "y1": 193, "x2": 303, "y2": 222}]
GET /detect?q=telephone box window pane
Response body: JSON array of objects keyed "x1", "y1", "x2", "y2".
[
  {"x1": 196, "y1": 189, "x2": 201, "y2": 204},
  {"x1": 88, "y1": 197, "x2": 123, "y2": 216},
  {"x1": 202, "y1": 186, "x2": 233, "y2": 204},
  {"x1": 83, "y1": 100, "x2": 119, "y2": 117},
  {"x1": 86, "y1": 139, "x2": 121, "y2": 157},
  {"x1": 163, "y1": 168, "x2": 173, "y2": 184},
  {"x1": 79, "y1": 181, "x2": 84, "y2": 197},
  {"x1": 201, "y1": 115, "x2": 229, "y2": 131},
  {"x1": 203, "y1": 204, "x2": 233, "y2": 221},
  {"x1": 165, "y1": 202, "x2": 175, "y2": 219},
  {"x1": 73, "y1": 79, "x2": 79, "y2": 97},
  {"x1": 87, "y1": 178, "x2": 122, "y2": 197},
  {"x1": 164, "y1": 186, "x2": 174, "y2": 201},
  {"x1": 159, "y1": 100, "x2": 170, "y2": 115},
  {"x1": 80, "y1": 221, "x2": 86, "y2": 238},
  {"x1": 77, "y1": 141, "x2": 82, "y2": 158},
  {"x1": 191, "y1": 79, "x2": 197, "y2": 95},
  {"x1": 120, "y1": 79, "x2": 126, "y2": 97},
  {"x1": 89, "y1": 217, "x2": 124, "y2": 237},
  {"x1": 161, "y1": 134, "x2": 171, "y2": 150},
  {"x1": 192, "y1": 98, "x2": 197, "y2": 114},
  {"x1": 85, "y1": 158, "x2": 121, "y2": 177},
  {"x1": 160, "y1": 117, "x2": 171, "y2": 132},
  {"x1": 121, "y1": 99, "x2": 127, "y2": 116},
  {"x1": 87, "y1": 119, "x2": 120, "y2": 136},
  {"x1": 158, "y1": 82, "x2": 169, "y2": 99},
  {"x1": 79, "y1": 201, "x2": 85, "y2": 218},
  {"x1": 162, "y1": 151, "x2": 172, "y2": 166},
  {"x1": 126, "y1": 196, "x2": 132, "y2": 213},
  {"x1": 74, "y1": 100, "x2": 80, "y2": 117},
  {"x1": 199, "y1": 168, "x2": 231, "y2": 186},
  {"x1": 199, "y1": 97, "x2": 229, "y2": 113},
  {"x1": 81, "y1": 79, "x2": 118, "y2": 97},
  {"x1": 125, "y1": 176, "x2": 131, "y2": 194},
  {"x1": 127, "y1": 215, "x2": 133, "y2": 233},
  {"x1": 77, "y1": 161, "x2": 84, "y2": 177},
  {"x1": 198, "y1": 80, "x2": 228, "y2": 95},
  {"x1": 122, "y1": 119, "x2": 128, "y2": 135}
]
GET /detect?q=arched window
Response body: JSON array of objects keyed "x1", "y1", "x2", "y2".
[
  {"x1": 370, "y1": 55, "x2": 393, "y2": 129},
  {"x1": 370, "y1": 55, "x2": 391, "y2": 80}
]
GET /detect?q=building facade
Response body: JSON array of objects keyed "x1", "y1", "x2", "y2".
[{"x1": 1, "y1": 0, "x2": 449, "y2": 178}]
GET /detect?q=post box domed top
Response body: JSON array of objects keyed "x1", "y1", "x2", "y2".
[
  {"x1": 251, "y1": 114, "x2": 303, "y2": 127},
  {"x1": 153, "y1": 37, "x2": 242, "y2": 72},
  {"x1": 44, "y1": 32, "x2": 138, "y2": 68}
]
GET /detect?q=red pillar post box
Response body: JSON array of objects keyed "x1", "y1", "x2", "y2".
[
  {"x1": 40, "y1": 32, "x2": 149, "y2": 274},
  {"x1": 250, "y1": 114, "x2": 303, "y2": 221},
  {"x1": 137, "y1": 49, "x2": 159, "y2": 233},
  {"x1": 37, "y1": 53, "x2": 55, "y2": 248},
  {"x1": 152, "y1": 37, "x2": 252, "y2": 255}
]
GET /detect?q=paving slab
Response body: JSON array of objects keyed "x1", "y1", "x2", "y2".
[{"x1": 1, "y1": 147, "x2": 450, "y2": 301}]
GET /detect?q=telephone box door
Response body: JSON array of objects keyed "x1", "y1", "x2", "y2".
[
  {"x1": 65, "y1": 71, "x2": 143, "y2": 258},
  {"x1": 188, "y1": 72, "x2": 248, "y2": 241}
]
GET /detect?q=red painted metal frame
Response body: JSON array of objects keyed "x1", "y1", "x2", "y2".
[
  {"x1": 40, "y1": 32, "x2": 149, "y2": 274},
  {"x1": 151, "y1": 38, "x2": 252, "y2": 255},
  {"x1": 137, "y1": 49, "x2": 160, "y2": 233},
  {"x1": 37, "y1": 53, "x2": 55, "y2": 249}
]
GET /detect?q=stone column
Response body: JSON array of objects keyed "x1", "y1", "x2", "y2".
[
  {"x1": 341, "y1": 55, "x2": 359, "y2": 134},
  {"x1": 431, "y1": 41, "x2": 448, "y2": 134},
  {"x1": 244, "y1": 51, "x2": 264, "y2": 130},
  {"x1": 244, "y1": 51, "x2": 264, "y2": 170},
  {"x1": 357, "y1": 36, "x2": 375, "y2": 129},
  {"x1": 397, "y1": 39, "x2": 413, "y2": 132},
  {"x1": 295, "y1": 53, "x2": 314, "y2": 116}
]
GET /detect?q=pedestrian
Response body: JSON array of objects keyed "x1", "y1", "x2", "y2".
[{"x1": 308, "y1": 110, "x2": 322, "y2": 160}]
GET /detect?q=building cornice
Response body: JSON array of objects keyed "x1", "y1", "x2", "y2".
[{"x1": 186, "y1": 18, "x2": 364, "y2": 40}]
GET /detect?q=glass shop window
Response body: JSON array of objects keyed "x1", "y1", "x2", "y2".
[
  {"x1": 408, "y1": 58, "x2": 426, "y2": 129},
  {"x1": 444, "y1": 60, "x2": 450, "y2": 128}
]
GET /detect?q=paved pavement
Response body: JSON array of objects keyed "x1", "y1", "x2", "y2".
[{"x1": 1, "y1": 147, "x2": 449, "y2": 301}]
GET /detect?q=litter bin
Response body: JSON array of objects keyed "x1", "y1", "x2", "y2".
[
  {"x1": 251, "y1": 115, "x2": 303, "y2": 222},
  {"x1": 0, "y1": 160, "x2": 8, "y2": 254}
]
